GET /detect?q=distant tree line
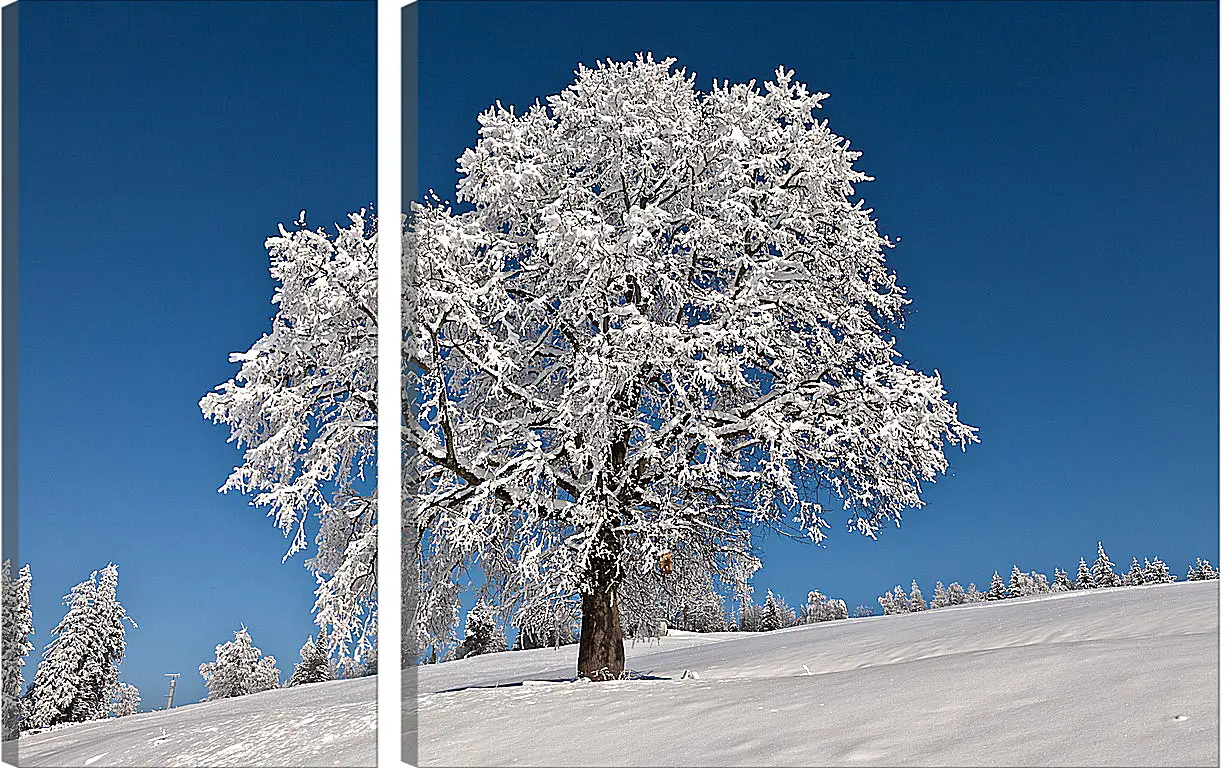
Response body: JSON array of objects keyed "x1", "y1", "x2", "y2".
[{"x1": 878, "y1": 543, "x2": 1216, "y2": 616}]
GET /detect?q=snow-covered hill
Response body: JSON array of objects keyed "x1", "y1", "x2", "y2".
[
  {"x1": 13, "y1": 676, "x2": 375, "y2": 767},
  {"x1": 409, "y1": 580, "x2": 1217, "y2": 766}
]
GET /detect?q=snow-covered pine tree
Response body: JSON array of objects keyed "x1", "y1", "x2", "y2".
[
  {"x1": 108, "y1": 683, "x2": 139, "y2": 718},
  {"x1": 1196, "y1": 558, "x2": 1218, "y2": 580},
  {"x1": 199, "y1": 627, "x2": 280, "y2": 701},
  {"x1": 877, "y1": 591, "x2": 898, "y2": 615},
  {"x1": 1076, "y1": 558, "x2": 1096, "y2": 589},
  {"x1": 907, "y1": 581, "x2": 927, "y2": 612},
  {"x1": 288, "y1": 630, "x2": 334, "y2": 687},
  {"x1": 1092, "y1": 542, "x2": 1117, "y2": 588},
  {"x1": 1124, "y1": 557, "x2": 1145, "y2": 587},
  {"x1": 407, "y1": 54, "x2": 978, "y2": 680},
  {"x1": 30, "y1": 565, "x2": 135, "y2": 727},
  {"x1": 946, "y1": 582, "x2": 966, "y2": 605},
  {"x1": 825, "y1": 599, "x2": 848, "y2": 621},
  {"x1": 1052, "y1": 568, "x2": 1072, "y2": 591},
  {"x1": 986, "y1": 571, "x2": 1007, "y2": 601},
  {"x1": 965, "y1": 583, "x2": 984, "y2": 602},
  {"x1": 457, "y1": 602, "x2": 506, "y2": 659},
  {"x1": 2, "y1": 561, "x2": 33, "y2": 739},
  {"x1": 200, "y1": 211, "x2": 377, "y2": 665},
  {"x1": 892, "y1": 585, "x2": 910, "y2": 614},
  {"x1": 1143, "y1": 557, "x2": 1175, "y2": 584},
  {"x1": 853, "y1": 605, "x2": 874, "y2": 618},
  {"x1": 930, "y1": 581, "x2": 949, "y2": 609},
  {"x1": 761, "y1": 591, "x2": 782, "y2": 632},
  {"x1": 1007, "y1": 565, "x2": 1024, "y2": 598},
  {"x1": 1032, "y1": 571, "x2": 1049, "y2": 594}
]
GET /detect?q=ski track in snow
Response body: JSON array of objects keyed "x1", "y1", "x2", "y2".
[
  {"x1": 410, "y1": 581, "x2": 1218, "y2": 767},
  {"x1": 14, "y1": 676, "x2": 375, "y2": 767}
]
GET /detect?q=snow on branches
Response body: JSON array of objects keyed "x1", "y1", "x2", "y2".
[
  {"x1": 201, "y1": 211, "x2": 378, "y2": 662},
  {"x1": 406, "y1": 54, "x2": 976, "y2": 669}
]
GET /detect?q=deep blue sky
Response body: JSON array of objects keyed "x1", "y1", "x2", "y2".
[
  {"x1": 18, "y1": 1, "x2": 374, "y2": 708},
  {"x1": 416, "y1": 1, "x2": 1217, "y2": 618}
]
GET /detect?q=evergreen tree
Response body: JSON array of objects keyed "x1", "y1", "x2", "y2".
[
  {"x1": 1196, "y1": 558, "x2": 1218, "y2": 580},
  {"x1": 108, "y1": 683, "x2": 140, "y2": 718},
  {"x1": 853, "y1": 605, "x2": 874, "y2": 618},
  {"x1": 2, "y1": 561, "x2": 33, "y2": 739},
  {"x1": 930, "y1": 581, "x2": 949, "y2": 609},
  {"x1": 1124, "y1": 558, "x2": 1145, "y2": 587},
  {"x1": 1052, "y1": 568, "x2": 1072, "y2": 591},
  {"x1": 1143, "y1": 557, "x2": 1175, "y2": 584},
  {"x1": 1092, "y1": 542, "x2": 1117, "y2": 588},
  {"x1": 892, "y1": 585, "x2": 910, "y2": 614},
  {"x1": 877, "y1": 591, "x2": 898, "y2": 616},
  {"x1": 199, "y1": 627, "x2": 280, "y2": 701},
  {"x1": 457, "y1": 601, "x2": 506, "y2": 658},
  {"x1": 965, "y1": 583, "x2": 984, "y2": 602},
  {"x1": 738, "y1": 601, "x2": 764, "y2": 633},
  {"x1": 761, "y1": 591, "x2": 782, "y2": 632},
  {"x1": 1007, "y1": 565, "x2": 1024, "y2": 598},
  {"x1": 946, "y1": 582, "x2": 966, "y2": 605},
  {"x1": 908, "y1": 581, "x2": 927, "y2": 612},
  {"x1": 288, "y1": 630, "x2": 334, "y2": 687},
  {"x1": 30, "y1": 565, "x2": 135, "y2": 727},
  {"x1": 986, "y1": 571, "x2": 1007, "y2": 601},
  {"x1": 1075, "y1": 558, "x2": 1096, "y2": 589},
  {"x1": 825, "y1": 599, "x2": 848, "y2": 621}
]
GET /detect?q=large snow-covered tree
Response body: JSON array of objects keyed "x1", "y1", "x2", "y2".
[
  {"x1": 201, "y1": 211, "x2": 378, "y2": 663},
  {"x1": 1092, "y1": 542, "x2": 1118, "y2": 588},
  {"x1": 2, "y1": 561, "x2": 33, "y2": 739},
  {"x1": 407, "y1": 54, "x2": 976, "y2": 679},
  {"x1": 29, "y1": 565, "x2": 135, "y2": 727},
  {"x1": 199, "y1": 627, "x2": 280, "y2": 701}
]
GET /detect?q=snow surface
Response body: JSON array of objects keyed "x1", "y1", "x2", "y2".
[
  {"x1": 14, "y1": 676, "x2": 375, "y2": 767},
  {"x1": 409, "y1": 580, "x2": 1217, "y2": 766}
]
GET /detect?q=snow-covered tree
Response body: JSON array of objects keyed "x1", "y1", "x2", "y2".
[
  {"x1": 1092, "y1": 542, "x2": 1118, "y2": 588},
  {"x1": 407, "y1": 54, "x2": 977, "y2": 680},
  {"x1": 1007, "y1": 566, "x2": 1024, "y2": 599},
  {"x1": 107, "y1": 683, "x2": 140, "y2": 718},
  {"x1": 1143, "y1": 557, "x2": 1175, "y2": 584},
  {"x1": 907, "y1": 581, "x2": 928, "y2": 612},
  {"x1": 29, "y1": 565, "x2": 135, "y2": 727},
  {"x1": 200, "y1": 211, "x2": 378, "y2": 664},
  {"x1": 946, "y1": 582, "x2": 966, "y2": 605},
  {"x1": 1075, "y1": 558, "x2": 1095, "y2": 589},
  {"x1": 2, "y1": 561, "x2": 33, "y2": 739},
  {"x1": 824, "y1": 598, "x2": 848, "y2": 621},
  {"x1": 457, "y1": 602, "x2": 506, "y2": 659},
  {"x1": 1052, "y1": 568, "x2": 1072, "y2": 591},
  {"x1": 761, "y1": 591, "x2": 782, "y2": 632},
  {"x1": 1185, "y1": 558, "x2": 1217, "y2": 581},
  {"x1": 288, "y1": 630, "x2": 334, "y2": 687},
  {"x1": 930, "y1": 581, "x2": 949, "y2": 609},
  {"x1": 965, "y1": 583, "x2": 984, "y2": 602},
  {"x1": 986, "y1": 571, "x2": 1007, "y2": 601},
  {"x1": 877, "y1": 590, "x2": 900, "y2": 615},
  {"x1": 199, "y1": 627, "x2": 280, "y2": 701},
  {"x1": 1124, "y1": 557, "x2": 1145, "y2": 587},
  {"x1": 806, "y1": 590, "x2": 827, "y2": 623},
  {"x1": 853, "y1": 605, "x2": 874, "y2": 618}
]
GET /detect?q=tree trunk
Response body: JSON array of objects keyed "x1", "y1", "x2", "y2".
[{"x1": 577, "y1": 577, "x2": 625, "y2": 681}]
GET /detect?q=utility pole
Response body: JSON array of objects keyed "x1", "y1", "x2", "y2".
[{"x1": 163, "y1": 673, "x2": 180, "y2": 710}]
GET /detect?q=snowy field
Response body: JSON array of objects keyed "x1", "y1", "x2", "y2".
[
  {"x1": 13, "y1": 675, "x2": 375, "y2": 767},
  {"x1": 410, "y1": 580, "x2": 1217, "y2": 766}
]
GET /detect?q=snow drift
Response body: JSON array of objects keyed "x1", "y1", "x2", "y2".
[
  {"x1": 409, "y1": 580, "x2": 1217, "y2": 766},
  {"x1": 14, "y1": 675, "x2": 375, "y2": 767}
]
